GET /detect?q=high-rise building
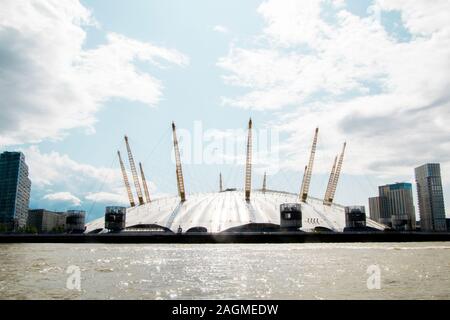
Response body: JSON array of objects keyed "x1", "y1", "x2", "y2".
[
  {"x1": 368, "y1": 196, "x2": 390, "y2": 225},
  {"x1": 415, "y1": 163, "x2": 446, "y2": 231},
  {"x1": 368, "y1": 182, "x2": 416, "y2": 230},
  {"x1": 27, "y1": 209, "x2": 67, "y2": 233},
  {"x1": 0, "y1": 152, "x2": 31, "y2": 231}
]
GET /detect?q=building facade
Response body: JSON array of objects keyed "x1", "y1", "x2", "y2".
[
  {"x1": 27, "y1": 209, "x2": 67, "y2": 233},
  {"x1": 369, "y1": 183, "x2": 416, "y2": 230},
  {"x1": 415, "y1": 163, "x2": 447, "y2": 231},
  {"x1": 369, "y1": 196, "x2": 390, "y2": 225},
  {"x1": 0, "y1": 152, "x2": 31, "y2": 231},
  {"x1": 66, "y1": 210, "x2": 86, "y2": 233}
]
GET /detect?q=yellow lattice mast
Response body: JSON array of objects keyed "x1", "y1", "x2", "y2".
[
  {"x1": 326, "y1": 142, "x2": 346, "y2": 205},
  {"x1": 245, "y1": 118, "x2": 253, "y2": 202},
  {"x1": 299, "y1": 165, "x2": 307, "y2": 201},
  {"x1": 300, "y1": 128, "x2": 319, "y2": 202},
  {"x1": 172, "y1": 122, "x2": 186, "y2": 202},
  {"x1": 117, "y1": 151, "x2": 135, "y2": 207},
  {"x1": 139, "y1": 162, "x2": 151, "y2": 203},
  {"x1": 262, "y1": 172, "x2": 267, "y2": 193},
  {"x1": 124, "y1": 136, "x2": 145, "y2": 205},
  {"x1": 323, "y1": 155, "x2": 338, "y2": 205}
]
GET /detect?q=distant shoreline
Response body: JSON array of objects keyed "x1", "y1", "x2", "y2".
[{"x1": 1, "y1": 232, "x2": 450, "y2": 244}]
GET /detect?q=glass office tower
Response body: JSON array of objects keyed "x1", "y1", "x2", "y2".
[
  {"x1": 0, "y1": 152, "x2": 31, "y2": 231},
  {"x1": 415, "y1": 163, "x2": 447, "y2": 231},
  {"x1": 369, "y1": 182, "x2": 416, "y2": 230}
]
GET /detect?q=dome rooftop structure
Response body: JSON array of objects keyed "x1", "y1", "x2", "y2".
[
  {"x1": 85, "y1": 120, "x2": 387, "y2": 234},
  {"x1": 86, "y1": 189, "x2": 385, "y2": 233}
]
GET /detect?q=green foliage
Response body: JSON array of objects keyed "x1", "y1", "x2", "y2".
[
  {"x1": 0, "y1": 223, "x2": 38, "y2": 234},
  {"x1": 26, "y1": 225, "x2": 38, "y2": 234},
  {"x1": 15, "y1": 225, "x2": 38, "y2": 234},
  {"x1": 0, "y1": 224, "x2": 8, "y2": 233},
  {"x1": 51, "y1": 225, "x2": 66, "y2": 234}
]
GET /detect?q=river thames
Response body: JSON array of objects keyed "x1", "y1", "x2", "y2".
[{"x1": 0, "y1": 242, "x2": 449, "y2": 299}]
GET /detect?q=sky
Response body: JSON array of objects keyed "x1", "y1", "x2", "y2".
[{"x1": 1, "y1": 0, "x2": 449, "y2": 222}]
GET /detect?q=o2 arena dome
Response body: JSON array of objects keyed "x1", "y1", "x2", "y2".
[{"x1": 86, "y1": 121, "x2": 386, "y2": 234}]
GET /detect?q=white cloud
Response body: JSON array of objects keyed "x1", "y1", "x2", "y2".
[
  {"x1": 217, "y1": 0, "x2": 450, "y2": 184},
  {"x1": 43, "y1": 192, "x2": 82, "y2": 206},
  {"x1": 85, "y1": 191, "x2": 128, "y2": 205},
  {"x1": 85, "y1": 182, "x2": 165, "y2": 205},
  {"x1": 0, "y1": 0, "x2": 188, "y2": 146},
  {"x1": 213, "y1": 25, "x2": 229, "y2": 34},
  {"x1": 377, "y1": 0, "x2": 450, "y2": 36},
  {"x1": 22, "y1": 146, "x2": 130, "y2": 207},
  {"x1": 21, "y1": 146, "x2": 121, "y2": 188},
  {"x1": 257, "y1": 0, "x2": 330, "y2": 47},
  {"x1": 22, "y1": 146, "x2": 166, "y2": 210}
]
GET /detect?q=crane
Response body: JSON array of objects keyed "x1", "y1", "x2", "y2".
[
  {"x1": 117, "y1": 151, "x2": 135, "y2": 207},
  {"x1": 172, "y1": 122, "x2": 186, "y2": 202},
  {"x1": 139, "y1": 162, "x2": 151, "y2": 203},
  {"x1": 124, "y1": 136, "x2": 145, "y2": 205},
  {"x1": 300, "y1": 128, "x2": 319, "y2": 202},
  {"x1": 245, "y1": 118, "x2": 253, "y2": 202}
]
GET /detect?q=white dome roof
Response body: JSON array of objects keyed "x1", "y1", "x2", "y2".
[{"x1": 86, "y1": 190, "x2": 385, "y2": 233}]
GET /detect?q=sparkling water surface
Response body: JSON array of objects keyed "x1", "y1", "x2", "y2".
[{"x1": 0, "y1": 242, "x2": 449, "y2": 300}]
